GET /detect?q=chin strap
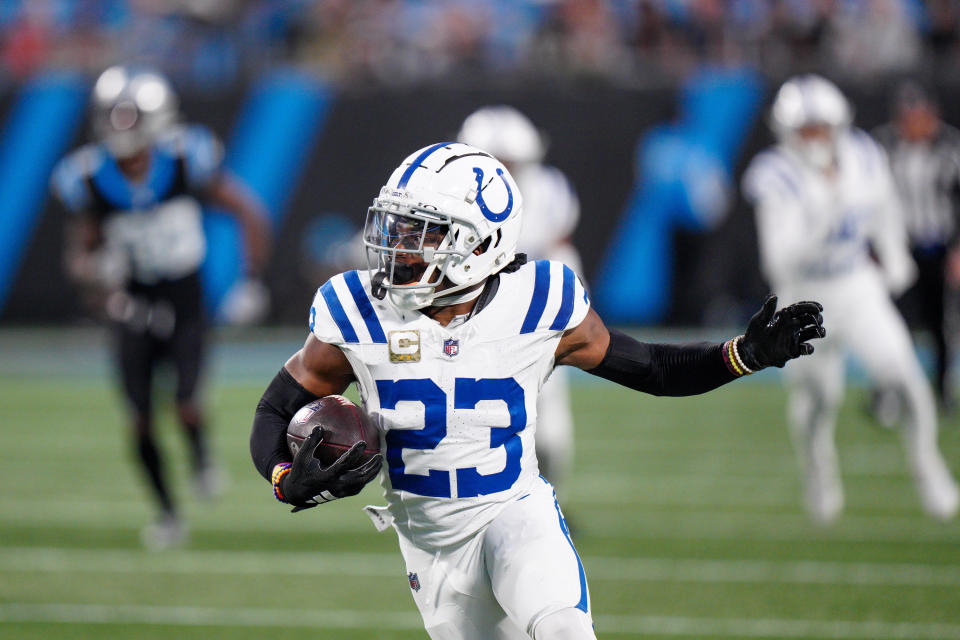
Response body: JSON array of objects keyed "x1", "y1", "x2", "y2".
[
  {"x1": 374, "y1": 254, "x2": 527, "y2": 310},
  {"x1": 420, "y1": 253, "x2": 527, "y2": 308},
  {"x1": 430, "y1": 284, "x2": 485, "y2": 307},
  {"x1": 370, "y1": 272, "x2": 387, "y2": 300}
]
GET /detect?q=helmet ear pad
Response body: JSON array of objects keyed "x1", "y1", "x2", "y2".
[{"x1": 443, "y1": 221, "x2": 520, "y2": 288}]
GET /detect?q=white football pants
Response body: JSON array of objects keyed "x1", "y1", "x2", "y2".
[
  {"x1": 778, "y1": 267, "x2": 958, "y2": 523},
  {"x1": 398, "y1": 478, "x2": 594, "y2": 640}
]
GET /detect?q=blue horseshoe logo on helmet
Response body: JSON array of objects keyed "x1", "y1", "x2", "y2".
[{"x1": 472, "y1": 167, "x2": 514, "y2": 222}]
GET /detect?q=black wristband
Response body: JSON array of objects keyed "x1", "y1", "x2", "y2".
[{"x1": 586, "y1": 329, "x2": 737, "y2": 397}]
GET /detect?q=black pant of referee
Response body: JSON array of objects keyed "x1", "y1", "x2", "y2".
[{"x1": 898, "y1": 245, "x2": 953, "y2": 409}]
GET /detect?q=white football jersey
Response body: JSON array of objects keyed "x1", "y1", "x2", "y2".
[
  {"x1": 309, "y1": 260, "x2": 590, "y2": 549},
  {"x1": 743, "y1": 128, "x2": 914, "y2": 294}
]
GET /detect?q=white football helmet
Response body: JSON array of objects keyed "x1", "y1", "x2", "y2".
[
  {"x1": 770, "y1": 74, "x2": 852, "y2": 169},
  {"x1": 91, "y1": 66, "x2": 179, "y2": 158},
  {"x1": 364, "y1": 142, "x2": 523, "y2": 311},
  {"x1": 457, "y1": 106, "x2": 545, "y2": 165}
]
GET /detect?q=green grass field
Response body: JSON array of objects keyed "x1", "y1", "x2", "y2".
[{"x1": 2, "y1": 329, "x2": 960, "y2": 639}]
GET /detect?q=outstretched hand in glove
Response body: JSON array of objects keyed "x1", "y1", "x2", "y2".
[
  {"x1": 281, "y1": 426, "x2": 382, "y2": 511},
  {"x1": 739, "y1": 295, "x2": 826, "y2": 370}
]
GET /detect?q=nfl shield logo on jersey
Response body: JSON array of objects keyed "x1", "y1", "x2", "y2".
[
  {"x1": 443, "y1": 338, "x2": 460, "y2": 358},
  {"x1": 408, "y1": 572, "x2": 421, "y2": 592}
]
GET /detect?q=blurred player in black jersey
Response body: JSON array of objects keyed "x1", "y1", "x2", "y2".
[{"x1": 51, "y1": 66, "x2": 270, "y2": 549}]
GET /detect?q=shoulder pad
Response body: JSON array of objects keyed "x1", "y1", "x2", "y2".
[
  {"x1": 159, "y1": 123, "x2": 224, "y2": 190},
  {"x1": 743, "y1": 147, "x2": 802, "y2": 204},
  {"x1": 50, "y1": 144, "x2": 104, "y2": 214},
  {"x1": 309, "y1": 270, "x2": 388, "y2": 346},
  {"x1": 848, "y1": 128, "x2": 886, "y2": 174},
  {"x1": 511, "y1": 259, "x2": 590, "y2": 335}
]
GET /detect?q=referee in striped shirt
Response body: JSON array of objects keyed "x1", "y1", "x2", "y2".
[{"x1": 874, "y1": 81, "x2": 960, "y2": 409}]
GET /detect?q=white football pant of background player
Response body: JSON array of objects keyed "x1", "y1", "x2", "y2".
[
  {"x1": 744, "y1": 75, "x2": 959, "y2": 523},
  {"x1": 458, "y1": 106, "x2": 583, "y2": 499},
  {"x1": 779, "y1": 268, "x2": 957, "y2": 522}
]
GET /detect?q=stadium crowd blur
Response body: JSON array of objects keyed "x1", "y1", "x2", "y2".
[{"x1": 2, "y1": 0, "x2": 960, "y2": 88}]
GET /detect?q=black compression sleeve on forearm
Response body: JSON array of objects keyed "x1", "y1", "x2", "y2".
[
  {"x1": 586, "y1": 329, "x2": 738, "y2": 397},
  {"x1": 250, "y1": 368, "x2": 320, "y2": 481}
]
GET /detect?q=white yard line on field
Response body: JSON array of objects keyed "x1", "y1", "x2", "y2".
[
  {"x1": 0, "y1": 603, "x2": 422, "y2": 630},
  {"x1": 599, "y1": 615, "x2": 960, "y2": 639},
  {"x1": 1, "y1": 499, "x2": 958, "y2": 543},
  {"x1": 1, "y1": 547, "x2": 958, "y2": 587},
  {"x1": 2, "y1": 603, "x2": 960, "y2": 639}
]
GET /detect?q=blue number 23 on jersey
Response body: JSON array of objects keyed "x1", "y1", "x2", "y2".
[{"x1": 376, "y1": 378, "x2": 526, "y2": 498}]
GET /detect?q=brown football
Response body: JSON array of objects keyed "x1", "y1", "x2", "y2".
[{"x1": 286, "y1": 395, "x2": 380, "y2": 468}]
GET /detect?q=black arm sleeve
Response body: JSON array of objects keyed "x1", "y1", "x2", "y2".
[
  {"x1": 586, "y1": 329, "x2": 738, "y2": 397},
  {"x1": 250, "y1": 367, "x2": 321, "y2": 481}
]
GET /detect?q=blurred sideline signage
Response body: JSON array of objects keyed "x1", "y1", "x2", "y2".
[
  {"x1": 0, "y1": 72, "x2": 86, "y2": 315},
  {"x1": 202, "y1": 70, "x2": 333, "y2": 319},
  {"x1": 0, "y1": 72, "x2": 935, "y2": 327},
  {"x1": 594, "y1": 69, "x2": 764, "y2": 323}
]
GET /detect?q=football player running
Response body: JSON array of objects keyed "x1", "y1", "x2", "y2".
[
  {"x1": 51, "y1": 66, "x2": 270, "y2": 549},
  {"x1": 250, "y1": 142, "x2": 824, "y2": 639},
  {"x1": 458, "y1": 105, "x2": 582, "y2": 498},
  {"x1": 743, "y1": 74, "x2": 959, "y2": 524}
]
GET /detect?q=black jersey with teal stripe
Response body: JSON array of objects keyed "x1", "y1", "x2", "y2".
[{"x1": 50, "y1": 124, "x2": 222, "y2": 220}]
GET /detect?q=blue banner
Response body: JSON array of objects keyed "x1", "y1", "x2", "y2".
[
  {"x1": 0, "y1": 72, "x2": 87, "y2": 314},
  {"x1": 202, "y1": 69, "x2": 333, "y2": 316},
  {"x1": 593, "y1": 68, "x2": 764, "y2": 324}
]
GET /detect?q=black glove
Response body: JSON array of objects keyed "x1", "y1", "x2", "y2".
[
  {"x1": 281, "y1": 426, "x2": 383, "y2": 511},
  {"x1": 739, "y1": 295, "x2": 825, "y2": 370}
]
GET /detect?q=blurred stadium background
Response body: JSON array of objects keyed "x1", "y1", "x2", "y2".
[{"x1": 2, "y1": 1, "x2": 960, "y2": 638}]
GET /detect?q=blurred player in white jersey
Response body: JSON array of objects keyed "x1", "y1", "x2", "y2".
[
  {"x1": 458, "y1": 105, "x2": 582, "y2": 496},
  {"x1": 250, "y1": 141, "x2": 824, "y2": 639},
  {"x1": 743, "y1": 74, "x2": 958, "y2": 524},
  {"x1": 51, "y1": 67, "x2": 270, "y2": 548}
]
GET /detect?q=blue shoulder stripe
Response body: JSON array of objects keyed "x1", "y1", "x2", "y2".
[
  {"x1": 763, "y1": 153, "x2": 802, "y2": 199},
  {"x1": 51, "y1": 156, "x2": 91, "y2": 213},
  {"x1": 549, "y1": 265, "x2": 576, "y2": 331},
  {"x1": 319, "y1": 278, "x2": 359, "y2": 343},
  {"x1": 344, "y1": 270, "x2": 386, "y2": 344},
  {"x1": 520, "y1": 260, "x2": 551, "y2": 334}
]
